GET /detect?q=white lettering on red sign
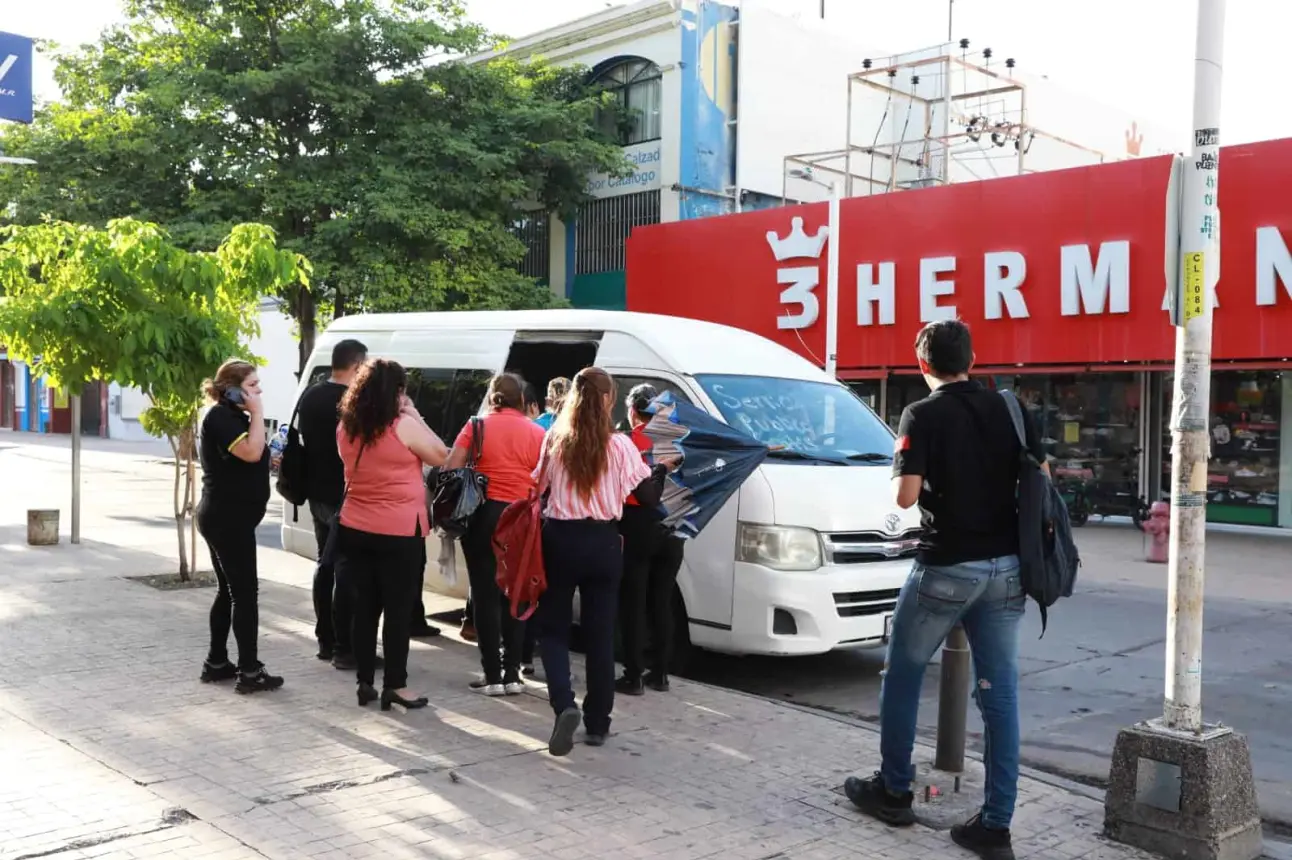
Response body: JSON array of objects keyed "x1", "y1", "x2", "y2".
[
  {"x1": 766, "y1": 217, "x2": 828, "y2": 330},
  {"x1": 983, "y1": 251, "x2": 1029, "y2": 319},
  {"x1": 920, "y1": 256, "x2": 958, "y2": 322},
  {"x1": 1256, "y1": 226, "x2": 1292, "y2": 307},
  {"x1": 856, "y1": 262, "x2": 895, "y2": 325},
  {"x1": 1060, "y1": 241, "x2": 1130, "y2": 316}
]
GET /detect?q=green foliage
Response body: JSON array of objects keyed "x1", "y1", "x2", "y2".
[{"x1": 0, "y1": 0, "x2": 626, "y2": 363}]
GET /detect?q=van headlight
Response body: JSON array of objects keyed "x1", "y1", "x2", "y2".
[{"x1": 736, "y1": 523, "x2": 822, "y2": 571}]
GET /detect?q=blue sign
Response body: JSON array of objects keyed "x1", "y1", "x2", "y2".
[{"x1": 0, "y1": 31, "x2": 34, "y2": 124}]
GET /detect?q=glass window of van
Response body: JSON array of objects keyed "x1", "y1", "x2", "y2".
[
  {"x1": 696, "y1": 374, "x2": 894, "y2": 465},
  {"x1": 611, "y1": 375, "x2": 692, "y2": 432}
]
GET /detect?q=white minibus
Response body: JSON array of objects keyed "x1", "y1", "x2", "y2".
[{"x1": 281, "y1": 310, "x2": 921, "y2": 667}]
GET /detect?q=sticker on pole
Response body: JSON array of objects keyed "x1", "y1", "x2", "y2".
[{"x1": 1182, "y1": 251, "x2": 1206, "y2": 321}]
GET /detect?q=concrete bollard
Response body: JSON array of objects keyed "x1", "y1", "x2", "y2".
[{"x1": 26, "y1": 510, "x2": 60, "y2": 546}]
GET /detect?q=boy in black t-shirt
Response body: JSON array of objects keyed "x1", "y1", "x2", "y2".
[{"x1": 844, "y1": 320, "x2": 1047, "y2": 860}]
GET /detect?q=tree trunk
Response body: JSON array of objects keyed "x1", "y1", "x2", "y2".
[
  {"x1": 169, "y1": 435, "x2": 190, "y2": 580},
  {"x1": 297, "y1": 286, "x2": 317, "y2": 375},
  {"x1": 186, "y1": 448, "x2": 197, "y2": 578}
]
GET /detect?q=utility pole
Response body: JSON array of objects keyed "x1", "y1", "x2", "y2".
[
  {"x1": 824, "y1": 181, "x2": 840, "y2": 378},
  {"x1": 70, "y1": 392, "x2": 81, "y2": 544},
  {"x1": 1105, "y1": 2, "x2": 1262, "y2": 855},
  {"x1": 947, "y1": 0, "x2": 954, "y2": 42}
]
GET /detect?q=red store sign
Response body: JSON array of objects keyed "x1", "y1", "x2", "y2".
[{"x1": 626, "y1": 138, "x2": 1292, "y2": 370}]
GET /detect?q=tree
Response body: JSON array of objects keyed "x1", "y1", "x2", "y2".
[
  {"x1": 0, "y1": 0, "x2": 629, "y2": 368},
  {"x1": 0, "y1": 218, "x2": 309, "y2": 578}
]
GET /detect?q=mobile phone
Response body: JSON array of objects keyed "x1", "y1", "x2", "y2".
[{"x1": 224, "y1": 388, "x2": 246, "y2": 406}]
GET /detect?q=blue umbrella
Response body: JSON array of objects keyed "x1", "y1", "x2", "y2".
[{"x1": 640, "y1": 391, "x2": 769, "y2": 539}]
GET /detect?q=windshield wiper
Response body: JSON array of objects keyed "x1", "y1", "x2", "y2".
[
  {"x1": 766, "y1": 449, "x2": 848, "y2": 464},
  {"x1": 844, "y1": 452, "x2": 893, "y2": 463}
]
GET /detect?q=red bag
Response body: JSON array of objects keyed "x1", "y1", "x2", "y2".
[{"x1": 493, "y1": 450, "x2": 551, "y2": 621}]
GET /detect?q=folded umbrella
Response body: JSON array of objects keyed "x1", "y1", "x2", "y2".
[{"x1": 641, "y1": 391, "x2": 769, "y2": 539}]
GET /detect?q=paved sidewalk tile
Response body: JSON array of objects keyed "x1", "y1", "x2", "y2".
[{"x1": 0, "y1": 538, "x2": 1161, "y2": 860}]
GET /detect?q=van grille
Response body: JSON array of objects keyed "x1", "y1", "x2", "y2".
[
  {"x1": 833, "y1": 588, "x2": 902, "y2": 618},
  {"x1": 823, "y1": 529, "x2": 923, "y2": 564}
]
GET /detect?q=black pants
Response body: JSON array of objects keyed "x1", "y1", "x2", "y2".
[
  {"x1": 619, "y1": 509, "x2": 685, "y2": 678},
  {"x1": 198, "y1": 507, "x2": 260, "y2": 673},
  {"x1": 310, "y1": 501, "x2": 352, "y2": 657},
  {"x1": 336, "y1": 525, "x2": 422, "y2": 690},
  {"x1": 536, "y1": 519, "x2": 622, "y2": 735},
  {"x1": 462, "y1": 500, "x2": 522, "y2": 682}
]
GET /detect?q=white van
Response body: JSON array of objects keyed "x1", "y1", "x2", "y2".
[{"x1": 281, "y1": 309, "x2": 921, "y2": 665}]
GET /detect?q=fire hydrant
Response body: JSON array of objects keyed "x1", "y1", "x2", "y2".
[{"x1": 1143, "y1": 501, "x2": 1170, "y2": 563}]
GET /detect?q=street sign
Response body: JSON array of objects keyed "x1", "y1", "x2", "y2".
[{"x1": 0, "y1": 31, "x2": 34, "y2": 124}]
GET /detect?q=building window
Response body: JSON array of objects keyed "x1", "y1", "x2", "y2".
[
  {"x1": 575, "y1": 190, "x2": 661, "y2": 275},
  {"x1": 511, "y1": 212, "x2": 550, "y2": 281},
  {"x1": 594, "y1": 59, "x2": 662, "y2": 145}
]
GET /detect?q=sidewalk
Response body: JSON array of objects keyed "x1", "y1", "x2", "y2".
[{"x1": 0, "y1": 526, "x2": 1163, "y2": 860}]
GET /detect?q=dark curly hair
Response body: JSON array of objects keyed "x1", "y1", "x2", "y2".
[{"x1": 339, "y1": 358, "x2": 407, "y2": 445}]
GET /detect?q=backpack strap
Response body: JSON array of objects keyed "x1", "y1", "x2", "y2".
[
  {"x1": 999, "y1": 389, "x2": 1052, "y2": 635},
  {"x1": 468, "y1": 416, "x2": 484, "y2": 468}
]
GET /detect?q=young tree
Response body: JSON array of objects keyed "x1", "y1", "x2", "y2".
[
  {"x1": 0, "y1": 0, "x2": 628, "y2": 369},
  {"x1": 0, "y1": 218, "x2": 309, "y2": 578}
]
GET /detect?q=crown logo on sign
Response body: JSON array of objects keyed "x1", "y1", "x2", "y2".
[{"x1": 766, "y1": 216, "x2": 829, "y2": 262}]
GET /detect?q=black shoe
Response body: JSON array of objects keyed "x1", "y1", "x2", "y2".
[
  {"x1": 585, "y1": 733, "x2": 607, "y2": 747},
  {"x1": 410, "y1": 623, "x2": 441, "y2": 639},
  {"x1": 843, "y1": 772, "x2": 916, "y2": 827},
  {"x1": 316, "y1": 646, "x2": 333, "y2": 661},
  {"x1": 521, "y1": 663, "x2": 536, "y2": 677},
  {"x1": 357, "y1": 683, "x2": 379, "y2": 707},
  {"x1": 644, "y1": 671, "x2": 670, "y2": 692},
  {"x1": 950, "y1": 814, "x2": 1015, "y2": 860},
  {"x1": 200, "y1": 660, "x2": 238, "y2": 683},
  {"x1": 549, "y1": 707, "x2": 581, "y2": 757},
  {"x1": 615, "y1": 674, "x2": 645, "y2": 696},
  {"x1": 331, "y1": 652, "x2": 357, "y2": 671},
  {"x1": 235, "y1": 666, "x2": 284, "y2": 695},
  {"x1": 380, "y1": 689, "x2": 429, "y2": 712}
]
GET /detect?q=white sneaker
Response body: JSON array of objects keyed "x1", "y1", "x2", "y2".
[
  {"x1": 482, "y1": 683, "x2": 506, "y2": 697},
  {"x1": 504, "y1": 680, "x2": 526, "y2": 695}
]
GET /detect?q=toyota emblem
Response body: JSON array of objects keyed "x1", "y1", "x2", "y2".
[{"x1": 884, "y1": 513, "x2": 901, "y2": 533}]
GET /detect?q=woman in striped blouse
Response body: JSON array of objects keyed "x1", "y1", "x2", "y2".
[{"x1": 533, "y1": 367, "x2": 665, "y2": 756}]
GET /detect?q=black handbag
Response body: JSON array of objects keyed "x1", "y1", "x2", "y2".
[
  {"x1": 275, "y1": 402, "x2": 308, "y2": 507},
  {"x1": 319, "y1": 444, "x2": 364, "y2": 567},
  {"x1": 428, "y1": 416, "x2": 489, "y2": 539}
]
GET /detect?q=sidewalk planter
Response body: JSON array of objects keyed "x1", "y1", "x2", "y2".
[{"x1": 26, "y1": 509, "x2": 59, "y2": 546}]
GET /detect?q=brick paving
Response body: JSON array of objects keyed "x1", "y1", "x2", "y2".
[{"x1": 0, "y1": 524, "x2": 1162, "y2": 860}]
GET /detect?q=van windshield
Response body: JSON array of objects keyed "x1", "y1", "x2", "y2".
[{"x1": 695, "y1": 374, "x2": 894, "y2": 465}]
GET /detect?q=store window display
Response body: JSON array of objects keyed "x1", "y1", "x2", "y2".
[{"x1": 1162, "y1": 371, "x2": 1283, "y2": 526}]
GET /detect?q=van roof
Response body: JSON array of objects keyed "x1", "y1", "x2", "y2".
[{"x1": 324, "y1": 309, "x2": 832, "y2": 382}]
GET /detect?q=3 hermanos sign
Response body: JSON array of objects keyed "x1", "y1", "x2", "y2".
[
  {"x1": 0, "y1": 31, "x2": 34, "y2": 125},
  {"x1": 626, "y1": 138, "x2": 1292, "y2": 368}
]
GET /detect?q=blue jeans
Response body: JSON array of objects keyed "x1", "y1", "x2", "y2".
[{"x1": 879, "y1": 555, "x2": 1024, "y2": 829}]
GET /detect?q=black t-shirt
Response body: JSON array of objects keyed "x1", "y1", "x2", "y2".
[
  {"x1": 198, "y1": 401, "x2": 270, "y2": 524},
  {"x1": 296, "y1": 380, "x2": 347, "y2": 507},
  {"x1": 892, "y1": 380, "x2": 1044, "y2": 566}
]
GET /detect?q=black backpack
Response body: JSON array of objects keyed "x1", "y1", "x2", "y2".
[
  {"x1": 1000, "y1": 390, "x2": 1080, "y2": 635},
  {"x1": 275, "y1": 401, "x2": 308, "y2": 507}
]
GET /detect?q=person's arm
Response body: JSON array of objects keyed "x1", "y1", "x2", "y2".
[
  {"x1": 443, "y1": 419, "x2": 476, "y2": 470},
  {"x1": 616, "y1": 435, "x2": 654, "y2": 503},
  {"x1": 222, "y1": 391, "x2": 266, "y2": 464},
  {"x1": 891, "y1": 406, "x2": 927, "y2": 509},
  {"x1": 631, "y1": 463, "x2": 668, "y2": 508},
  {"x1": 395, "y1": 413, "x2": 449, "y2": 467}
]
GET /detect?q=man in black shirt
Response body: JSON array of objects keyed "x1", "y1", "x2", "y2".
[
  {"x1": 296, "y1": 339, "x2": 367, "y2": 668},
  {"x1": 845, "y1": 320, "x2": 1047, "y2": 860}
]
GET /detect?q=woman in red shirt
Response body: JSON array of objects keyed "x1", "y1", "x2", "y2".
[
  {"x1": 335, "y1": 359, "x2": 449, "y2": 711},
  {"x1": 533, "y1": 367, "x2": 665, "y2": 756},
  {"x1": 445, "y1": 373, "x2": 546, "y2": 695}
]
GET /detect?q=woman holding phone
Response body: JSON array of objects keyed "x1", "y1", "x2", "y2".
[{"x1": 196, "y1": 360, "x2": 282, "y2": 694}]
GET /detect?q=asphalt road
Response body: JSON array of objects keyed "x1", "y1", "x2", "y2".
[{"x1": 6, "y1": 433, "x2": 1292, "y2": 824}]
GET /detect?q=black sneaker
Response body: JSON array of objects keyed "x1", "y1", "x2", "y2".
[
  {"x1": 644, "y1": 671, "x2": 670, "y2": 692},
  {"x1": 200, "y1": 661, "x2": 238, "y2": 683},
  {"x1": 585, "y1": 733, "x2": 607, "y2": 747},
  {"x1": 549, "y1": 706, "x2": 582, "y2": 757},
  {"x1": 410, "y1": 623, "x2": 441, "y2": 639},
  {"x1": 316, "y1": 646, "x2": 333, "y2": 661},
  {"x1": 843, "y1": 772, "x2": 916, "y2": 827},
  {"x1": 235, "y1": 666, "x2": 284, "y2": 695},
  {"x1": 615, "y1": 674, "x2": 645, "y2": 696},
  {"x1": 331, "y1": 652, "x2": 357, "y2": 671},
  {"x1": 951, "y1": 814, "x2": 1015, "y2": 860}
]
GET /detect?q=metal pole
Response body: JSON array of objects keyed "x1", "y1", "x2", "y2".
[
  {"x1": 70, "y1": 392, "x2": 82, "y2": 544},
  {"x1": 947, "y1": 0, "x2": 954, "y2": 42},
  {"x1": 824, "y1": 181, "x2": 840, "y2": 378},
  {"x1": 935, "y1": 624, "x2": 970, "y2": 772},
  {"x1": 1163, "y1": 0, "x2": 1225, "y2": 733}
]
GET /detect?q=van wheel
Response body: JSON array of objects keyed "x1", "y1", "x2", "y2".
[{"x1": 668, "y1": 589, "x2": 693, "y2": 676}]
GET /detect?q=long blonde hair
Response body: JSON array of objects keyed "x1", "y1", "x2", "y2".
[{"x1": 548, "y1": 367, "x2": 615, "y2": 500}]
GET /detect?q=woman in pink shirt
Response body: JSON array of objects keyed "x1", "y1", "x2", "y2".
[
  {"x1": 335, "y1": 359, "x2": 449, "y2": 711},
  {"x1": 534, "y1": 367, "x2": 666, "y2": 756},
  {"x1": 445, "y1": 373, "x2": 545, "y2": 696}
]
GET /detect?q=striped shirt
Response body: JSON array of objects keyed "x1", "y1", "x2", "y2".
[{"x1": 536, "y1": 433, "x2": 652, "y2": 522}]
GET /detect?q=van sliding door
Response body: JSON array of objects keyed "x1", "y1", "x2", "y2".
[{"x1": 505, "y1": 330, "x2": 603, "y2": 395}]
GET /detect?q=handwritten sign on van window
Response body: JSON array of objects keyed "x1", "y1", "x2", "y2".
[{"x1": 709, "y1": 383, "x2": 821, "y2": 452}]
